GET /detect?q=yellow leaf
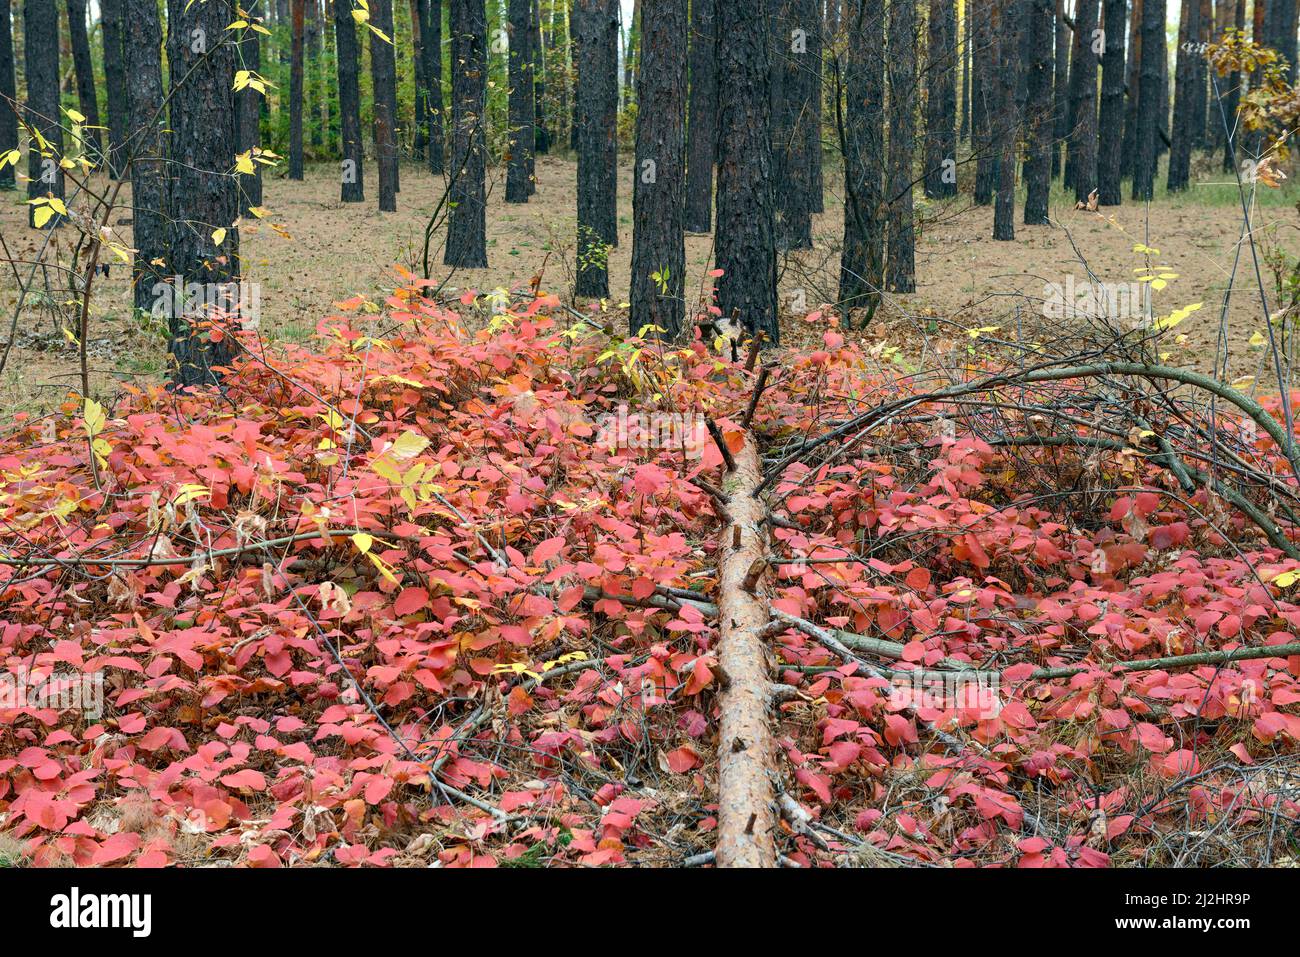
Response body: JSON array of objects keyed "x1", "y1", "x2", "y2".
[
  {"x1": 172, "y1": 483, "x2": 210, "y2": 507},
  {"x1": 351, "y1": 532, "x2": 374, "y2": 554},
  {"x1": 211, "y1": 227, "x2": 227, "y2": 246},
  {"x1": 387, "y1": 431, "x2": 430, "y2": 462},
  {"x1": 366, "y1": 552, "x2": 400, "y2": 585},
  {"x1": 65, "y1": 108, "x2": 85, "y2": 123},
  {"x1": 32, "y1": 205, "x2": 54, "y2": 228},
  {"x1": 83, "y1": 398, "x2": 106, "y2": 438},
  {"x1": 235, "y1": 152, "x2": 255, "y2": 175}
]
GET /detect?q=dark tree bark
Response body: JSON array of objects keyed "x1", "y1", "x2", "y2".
[
  {"x1": 1065, "y1": 0, "x2": 1099, "y2": 201},
  {"x1": 414, "y1": 0, "x2": 430, "y2": 158},
  {"x1": 445, "y1": 0, "x2": 487, "y2": 266},
  {"x1": 924, "y1": 0, "x2": 957, "y2": 198},
  {"x1": 771, "y1": 0, "x2": 814, "y2": 249},
  {"x1": 1121, "y1": 0, "x2": 1143, "y2": 177},
  {"x1": 1157, "y1": 31, "x2": 1169, "y2": 156},
  {"x1": 886, "y1": 0, "x2": 917, "y2": 291},
  {"x1": 1192, "y1": 0, "x2": 1211, "y2": 145},
  {"x1": 1096, "y1": 0, "x2": 1126, "y2": 204},
  {"x1": 64, "y1": 0, "x2": 103, "y2": 168},
  {"x1": 960, "y1": 1, "x2": 972, "y2": 140},
  {"x1": 24, "y1": 0, "x2": 63, "y2": 228},
  {"x1": 1132, "y1": 0, "x2": 1164, "y2": 199},
  {"x1": 630, "y1": 0, "x2": 686, "y2": 337},
  {"x1": 370, "y1": 0, "x2": 399, "y2": 211},
  {"x1": 1023, "y1": 0, "x2": 1053, "y2": 223},
  {"x1": 715, "y1": 0, "x2": 777, "y2": 343},
  {"x1": 1265, "y1": 0, "x2": 1297, "y2": 82},
  {"x1": 506, "y1": 0, "x2": 535, "y2": 201},
  {"x1": 533, "y1": 0, "x2": 550, "y2": 153},
  {"x1": 992, "y1": 0, "x2": 1018, "y2": 240},
  {"x1": 971, "y1": 0, "x2": 993, "y2": 202},
  {"x1": 0, "y1": 0, "x2": 16, "y2": 190},
  {"x1": 889, "y1": 0, "x2": 920, "y2": 291},
  {"x1": 101, "y1": 0, "x2": 129, "y2": 177},
  {"x1": 684, "y1": 0, "x2": 716, "y2": 233},
  {"x1": 237, "y1": 1, "x2": 263, "y2": 214},
  {"x1": 1219, "y1": 0, "x2": 1245, "y2": 171},
  {"x1": 426, "y1": 0, "x2": 446, "y2": 172},
  {"x1": 839, "y1": 0, "x2": 886, "y2": 314},
  {"x1": 166, "y1": 0, "x2": 241, "y2": 386},
  {"x1": 1052, "y1": 0, "x2": 1069, "y2": 178},
  {"x1": 123, "y1": 0, "x2": 168, "y2": 312},
  {"x1": 334, "y1": 0, "x2": 365, "y2": 201},
  {"x1": 289, "y1": 0, "x2": 305, "y2": 178},
  {"x1": 1168, "y1": 0, "x2": 1199, "y2": 191},
  {"x1": 574, "y1": 0, "x2": 618, "y2": 298},
  {"x1": 306, "y1": 0, "x2": 323, "y2": 148},
  {"x1": 807, "y1": 12, "x2": 823, "y2": 213}
]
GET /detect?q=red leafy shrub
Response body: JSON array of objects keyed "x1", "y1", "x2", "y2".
[{"x1": 0, "y1": 287, "x2": 1297, "y2": 867}]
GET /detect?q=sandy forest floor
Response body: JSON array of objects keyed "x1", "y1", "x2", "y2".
[{"x1": 1, "y1": 151, "x2": 1298, "y2": 414}]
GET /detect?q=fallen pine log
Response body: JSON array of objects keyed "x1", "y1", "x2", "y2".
[{"x1": 715, "y1": 429, "x2": 778, "y2": 868}]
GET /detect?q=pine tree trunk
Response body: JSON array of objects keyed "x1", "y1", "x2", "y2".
[
  {"x1": 629, "y1": 0, "x2": 686, "y2": 337},
  {"x1": 306, "y1": 0, "x2": 323, "y2": 148},
  {"x1": 839, "y1": 0, "x2": 886, "y2": 315},
  {"x1": 992, "y1": 0, "x2": 1018, "y2": 240},
  {"x1": 427, "y1": 0, "x2": 446, "y2": 172},
  {"x1": 1168, "y1": 0, "x2": 1198, "y2": 191},
  {"x1": 683, "y1": 0, "x2": 716, "y2": 233},
  {"x1": 24, "y1": 0, "x2": 63, "y2": 228},
  {"x1": 1052, "y1": 0, "x2": 1069, "y2": 178},
  {"x1": 237, "y1": 1, "x2": 264, "y2": 214},
  {"x1": 445, "y1": 0, "x2": 488, "y2": 265},
  {"x1": 101, "y1": 0, "x2": 129, "y2": 177},
  {"x1": 123, "y1": 0, "x2": 168, "y2": 312},
  {"x1": 1096, "y1": 0, "x2": 1126, "y2": 204},
  {"x1": 0, "y1": 0, "x2": 16, "y2": 190},
  {"x1": 771, "y1": 0, "x2": 813, "y2": 250},
  {"x1": 807, "y1": 12, "x2": 823, "y2": 213},
  {"x1": 166, "y1": 0, "x2": 240, "y2": 385},
  {"x1": 1121, "y1": 0, "x2": 1143, "y2": 177},
  {"x1": 1192, "y1": 0, "x2": 1211, "y2": 146},
  {"x1": 973, "y1": 0, "x2": 997, "y2": 203},
  {"x1": 924, "y1": 0, "x2": 957, "y2": 198},
  {"x1": 960, "y1": 1, "x2": 971, "y2": 141},
  {"x1": 715, "y1": 0, "x2": 778, "y2": 343},
  {"x1": 1066, "y1": 0, "x2": 1099, "y2": 201},
  {"x1": 1023, "y1": 0, "x2": 1053, "y2": 224},
  {"x1": 1132, "y1": 0, "x2": 1164, "y2": 199},
  {"x1": 370, "y1": 0, "x2": 399, "y2": 211},
  {"x1": 1220, "y1": 0, "x2": 1245, "y2": 171},
  {"x1": 334, "y1": 0, "x2": 365, "y2": 201},
  {"x1": 64, "y1": 0, "x2": 103, "y2": 168},
  {"x1": 414, "y1": 0, "x2": 429, "y2": 159},
  {"x1": 574, "y1": 0, "x2": 618, "y2": 297},
  {"x1": 506, "y1": 0, "x2": 535, "y2": 201},
  {"x1": 886, "y1": 0, "x2": 916, "y2": 291},
  {"x1": 289, "y1": 0, "x2": 305, "y2": 178},
  {"x1": 533, "y1": 0, "x2": 550, "y2": 153}
]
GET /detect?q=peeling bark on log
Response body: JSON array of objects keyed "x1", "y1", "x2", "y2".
[{"x1": 715, "y1": 431, "x2": 777, "y2": 868}]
